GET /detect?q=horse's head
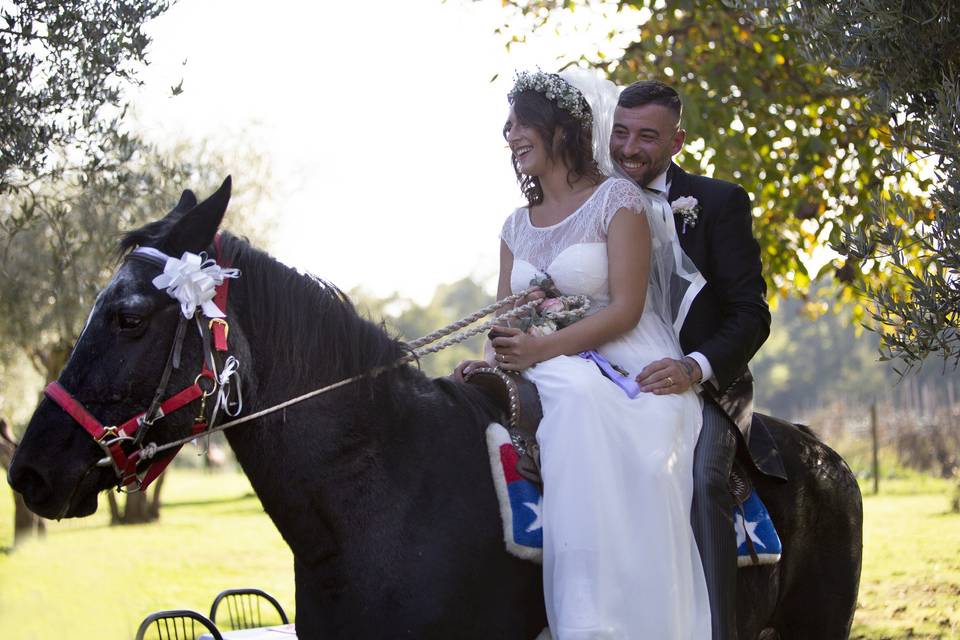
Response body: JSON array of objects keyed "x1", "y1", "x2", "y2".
[{"x1": 8, "y1": 178, "x2": 232, "y2": 519}]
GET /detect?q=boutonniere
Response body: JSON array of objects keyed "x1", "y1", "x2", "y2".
[{"x1": 671, "y1": 196, "x2": 701, "y2": 235}]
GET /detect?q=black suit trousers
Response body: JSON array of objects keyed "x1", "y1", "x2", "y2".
[{"x1": 692, "y1": 400, "x2": 739, "y2": 640}]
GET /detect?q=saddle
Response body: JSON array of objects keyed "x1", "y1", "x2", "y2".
[
  {"x1": 465, "y1": 366, "x2": 759, "y2": 495},
  {"x1": 464, "y1": 367, "x2": 544, "y2": 486}
]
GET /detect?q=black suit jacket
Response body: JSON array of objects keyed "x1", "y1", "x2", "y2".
[{"x1": 667, "y1": 163, "x2": 784, "y2": 479}]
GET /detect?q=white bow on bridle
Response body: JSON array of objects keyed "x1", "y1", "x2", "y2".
[{"x1": 134, "y1": 247, "x2": 240, "y2": 318}]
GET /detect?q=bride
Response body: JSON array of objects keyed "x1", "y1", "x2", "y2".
[{"x1": 457, "y1": 70, "x2": 710, "y2": 639}]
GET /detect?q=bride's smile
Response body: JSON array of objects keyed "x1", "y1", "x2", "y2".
[{"x1": 513, "y1": 144, "x2": 533, "y2": 158}]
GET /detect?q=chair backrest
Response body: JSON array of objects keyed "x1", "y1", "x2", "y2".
[
  {"x1": 209, "y1": 588, "x2": 290, "y2": 631},
  {"x1": 135, "y1": 609, "x2": 224, "y2": 640}
]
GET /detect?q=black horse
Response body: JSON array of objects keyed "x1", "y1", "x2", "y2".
[{"x1": 8, "y1": 180, "x2": 862, "y2": 639}]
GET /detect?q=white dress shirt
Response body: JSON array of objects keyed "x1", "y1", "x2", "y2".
[{"x1": 647, "y1": 168, "x2": 716, "y2": 387}]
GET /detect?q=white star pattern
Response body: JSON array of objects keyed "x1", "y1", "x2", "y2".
[
  {"x1": 523, "y1": 498, "x2": 544, "y2": 533},
  {"x1": 734, "y1": 512, "x2": 766, "y2": 549}
]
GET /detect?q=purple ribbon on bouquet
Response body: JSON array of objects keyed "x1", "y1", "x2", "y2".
[{"x1": 578, "y1": 350, "x2": 642, "y2": 398}]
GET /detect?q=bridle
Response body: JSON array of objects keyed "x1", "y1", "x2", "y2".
[{"x1": 43, "y1": 237, "x2": 237, "y2": 492}]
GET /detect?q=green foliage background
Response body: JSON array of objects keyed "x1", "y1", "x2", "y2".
[{"x1": 497, "y1": 0, "x2": 939, "y2": 331}]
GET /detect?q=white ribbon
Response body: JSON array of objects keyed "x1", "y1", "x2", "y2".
[
  {"x1": 216, "y1": 355, "x2": 243, "y2": 418},
  {"x1": 142, "y1": 249, "x2": 240, "y2": 318}
]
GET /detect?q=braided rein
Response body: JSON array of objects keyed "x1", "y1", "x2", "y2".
[{"x1": 140, "y1": 286, "x2": 589, "y2": 460}]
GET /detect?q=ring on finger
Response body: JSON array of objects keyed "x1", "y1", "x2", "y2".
[{"x1": 665, "y1": 376, "x2": 674, "y2": 386}]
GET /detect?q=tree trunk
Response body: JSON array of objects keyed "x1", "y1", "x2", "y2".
[
  {"x1": 107, "y1": 491, "x2": 121, "y2": 524},
  {"x1": 148, "y1": 472, "x2": 165, "y2": 520},
  {"x1": 0, "y1": 419, "x2": 46, "y2": 547},
  {"x1": 122, "y1": 491, "x2": 151, "y2": 523},
  {"x1": 106, "y1": 478, "x2": 165, "y2": 525}
]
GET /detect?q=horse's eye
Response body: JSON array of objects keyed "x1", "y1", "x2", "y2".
[{"x1": 117, "y1": 312, "x2": 145, "y2": 333}]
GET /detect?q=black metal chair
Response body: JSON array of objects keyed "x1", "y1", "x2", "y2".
[
  {"x1": 135, "y1": 609, "x2": 224, "y2": 640},
  {"x1": 209, "y1": 587, "x2": 290, "y2": 631}
]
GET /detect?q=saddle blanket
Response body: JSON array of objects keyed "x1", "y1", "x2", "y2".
[
  {"x1": 735, "y1": 486, "x2": 782, "y2": 567},
  {"x1": 485, "y1": 423, "x2": 781, "y2": 567},
  {"x1": 486, "y1": 423, "x2": 544, "y2": 563}
]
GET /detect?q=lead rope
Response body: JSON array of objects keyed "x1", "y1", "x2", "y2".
[{"x1": 140, "y1": 286, "x2": 589, "y2": 460}]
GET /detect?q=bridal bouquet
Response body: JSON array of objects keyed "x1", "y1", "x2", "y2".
[
  {"x1": 515, "y1": 275, "x2": 589, "y2": 336},
  {"x1": 508, "y1": 275, "x2": 638, "y2": 397}
]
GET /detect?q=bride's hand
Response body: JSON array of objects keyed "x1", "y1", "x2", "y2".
[{"x1": 490, "y1": 326, "x2": 544, "y2": 371}]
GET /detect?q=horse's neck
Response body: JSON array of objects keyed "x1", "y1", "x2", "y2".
[
  {"x1": 216, "y1": 247, "x2": 499, "y2": 584},
  {"x1": 222, "y1": 375, "x2": 444, "y2": 576},
  {"x1": 217, "y1": 250, "x2": 412, "y2": 565}
]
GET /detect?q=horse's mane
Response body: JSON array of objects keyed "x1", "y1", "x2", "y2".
[{"x1": 224, "y1": 233, "x2": 410, "y2": 388}]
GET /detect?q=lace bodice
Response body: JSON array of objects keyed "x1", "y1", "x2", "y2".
[
  {"x1": 500, "y1": 177, "x2": 699, "y2": 361},
  {"x1": 500, "y1": 178, "x2": 646, "y2": 272}
]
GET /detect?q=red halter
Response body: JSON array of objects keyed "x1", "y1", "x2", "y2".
[{"x1": 44, "y1": 237, "x2": 234, "y2": 491}]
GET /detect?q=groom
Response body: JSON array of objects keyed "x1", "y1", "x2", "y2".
[{"x1": 610, "y1": 80, "x2": 778, "y2": 639}]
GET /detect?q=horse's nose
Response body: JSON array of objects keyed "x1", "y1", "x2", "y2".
[{"x1": 7, "y1": 459, "x2": 54, "y2": 509}]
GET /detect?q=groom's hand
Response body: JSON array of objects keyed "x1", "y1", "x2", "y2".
[{"x1": 636, "y1": 357, "x2": 699, "y2": 395}]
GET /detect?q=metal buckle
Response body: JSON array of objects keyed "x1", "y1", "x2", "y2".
[
  {"x1": 195, "y1": 373, "x2": 217, "y2": 396},
  {"x1": 138, "y1": 407, "x2": 165, "y2": 428},
  {"x1": 96, "y1": 425, "x2": 120, "y2": 444},
  {"x1": 95, "y1": 425, "x2": 135, "y2": 459}
]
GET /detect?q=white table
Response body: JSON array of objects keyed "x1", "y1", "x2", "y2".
[{"x1": 200, "y1": 624, "x2": 297, "y2": 639}]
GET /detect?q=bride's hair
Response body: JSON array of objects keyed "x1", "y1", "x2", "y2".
[{"x1": 508, "y1": 90, "x2": 602, "y2": 207}]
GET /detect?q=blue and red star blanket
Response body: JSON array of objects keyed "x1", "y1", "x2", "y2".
[
  {"x1": 486, "y1": 423, "x2": 543, "y2": 563},
  {"x1": 485, "y1": 422, "x2": 781, "y2": 567},
  {"x1": 735, "y1": 488, "x2": 782, "y2": 567}
]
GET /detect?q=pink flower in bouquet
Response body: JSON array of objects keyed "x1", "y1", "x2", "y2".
[
  {"x1": 538, "y1": 297, "x2": 565, "y2": 315},
  {"x1": 528, "y1": 322, "x2": 557, "y2": 337}
]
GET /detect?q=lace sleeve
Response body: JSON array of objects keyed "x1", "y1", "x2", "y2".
[
  {"x1": 601, "y1": 178, "x2": 648, "y2": 233},
  {"x1": 500, "y1": 208, "x2": 522, "y2": 253}
]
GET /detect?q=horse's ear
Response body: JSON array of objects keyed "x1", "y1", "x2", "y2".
[
  {"x1": 162, "y1": 177, "x2": 231, "y2": 255},
  {"x1": 173, "y1": 189, "x2": 198, "y2": 213}
]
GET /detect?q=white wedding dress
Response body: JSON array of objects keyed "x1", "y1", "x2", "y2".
[{"x1": 500, "y1": 177, "x2": 711, "y2": 639}]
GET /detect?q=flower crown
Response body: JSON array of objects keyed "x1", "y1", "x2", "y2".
[{"x1": 508, "y1": 71, "x2": 593, "y2": 129}]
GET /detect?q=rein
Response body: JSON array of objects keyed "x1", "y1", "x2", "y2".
[
  {"x1": 139, "y1": 286, "x2": 585, "y2": 461},
  {"x1": 45, "y1": 242, "x2": 588, "y2": 492}
]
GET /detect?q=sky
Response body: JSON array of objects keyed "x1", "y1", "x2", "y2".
[{"x1": 129, "y1": 0, "x2": 645, "y2": 303}]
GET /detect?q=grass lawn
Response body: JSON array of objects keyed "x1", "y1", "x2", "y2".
[
  {"x1": 0, "y1": 469, "x2": 294, "y2": 640},
  {"x1": 1, "y1": 470, "x2": 957, "y2": 639},
  {"x1": 852, "y1": 477, "x2": 960, "y2": 640}
]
